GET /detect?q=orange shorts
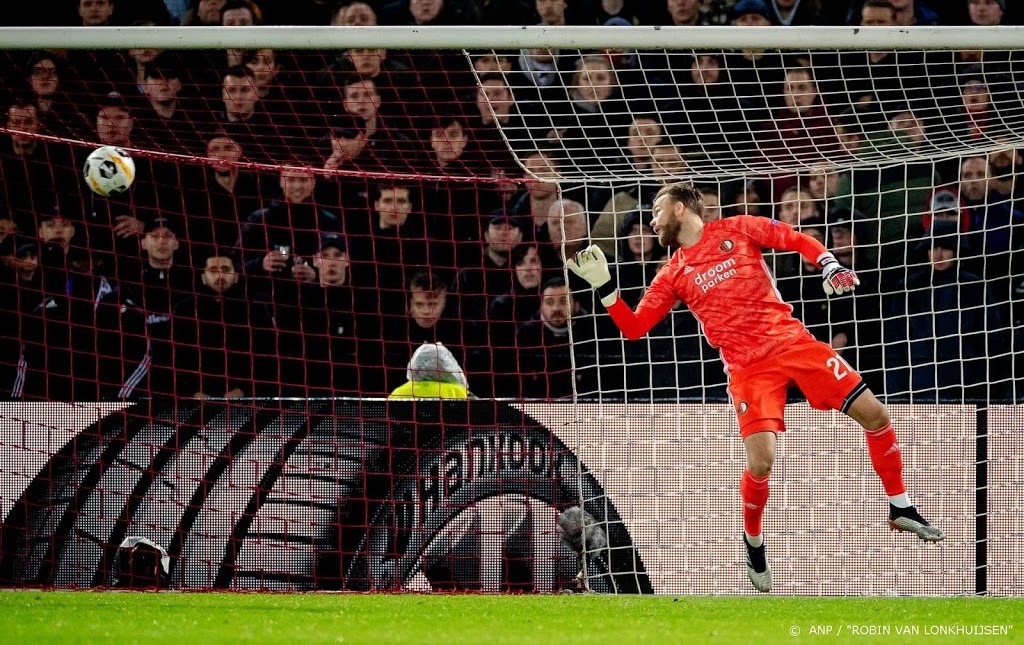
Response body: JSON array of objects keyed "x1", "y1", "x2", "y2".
[{"x1": 727, "y1": 338, "x2": 868, "y2": 439}]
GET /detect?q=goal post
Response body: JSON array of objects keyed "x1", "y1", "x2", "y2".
[
  {"x1": 0, "y1": 25, "x2": 1021, "y2": 595},
  {"x1": 2, "y1": 25, "x2": 1024, "y2": 51}
]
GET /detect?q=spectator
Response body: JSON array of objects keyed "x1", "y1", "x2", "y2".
[
  {"x1": 767, "y1": 0, "x2": 824, "y2": 25},
  {"x1": 95, "y1": 92, "x2": 136, "y2": 148},
  {"x1": 272, "y1": 232, "x2": 384, "y2": 397},
  {"x1": 121, "y1": 216, "x2": 192, "y2": 396},
  {"x1": 949, "y1": 64, "x2": 997, "y2": 142},
  {"x1": 829, "y1": 4, "x2": 928, "y2": 129},
  {"x1": 758, "y1": 67, "x2": 840, "y2": 178},
  {"x1": 136, "y1": 55, "x2": 198, "y2": 153},
  {"x1": 553, "y1": 55, "x2": 631, "y2": 171},
  {"x1": 20, "y1": 52, "x2": 89, "y2": 139},
  {"x1": 328, "y1": 46, "x2": 419, "y2": 113},
  {"x1": 857, "y1": 109, "x2": 938, "y2": 248},
  {"x1": 0, "y1": 216, "x2": 14, "y2": 248},
  {"x1": 331, "y1": 1, "x2": 377, "y2": 25},
  {"x1": 731, "y1": 182, "x2": 765, "y2": 217},
  {"x1": 668, "y1": 52, "x2": 749, "y2": 158},
  {"x1": 172, "y1": 253, "x2": 275, "y2": 399},
  {"x1": 614, "y1": 210, "x2": 668, "y2": 308},
  {"x1": 511, "y1": 148, "x2": 563, "y2": 241},
  {"x1": 489, "y1": 243, "x2": 546, "y2": 338},
  {"x1": 239, "y1": 162, "x2": 341, "y2": 299},
  {"x1": 762, "y1": 185, "x2": 819, "y2": 280},
  {"x1": 388, "y1": 342, "x2": 471, "y2": 399},
  {"x1": 320, "y1": 124, "x2": 377, "y2": 172},
  {"x1": 885, "y1": 222, "x2": 1004, "y2": 402},
  {"x1": 469, "y1": 74, "x2": 529, "y2": 162},
  {"x1": 338, "y1": 75, "x2": 422, "y2": 171},
  {"x1": 183, "y1": 0, "x2": 226, "y2": 25},
  {"x1": 834, "y1": 110, "x2": 867, "y2": 158},
  {"x1": 0, "y1": 239, "x2": 41, "y2": 398},
  {"x1": 590, "y1": 116, "x2": 666, "y2": 255},
  {"x1": 827, "y1": 208, "x2": 873, "y2": 271},
  {"x1": 858, "y1": 0, "x2": 897, "y2": 24},
  {"x1": 776, "y1": 186, "x2": 819, "y2": 226},
  {"x1": 110, "y1": 0, "x2": 173, "y2": 24},
  {"x1": 121, "y1": 24, "x2": 164, "y2": 92},
  {"x1": 512, "y1": 47, "x2": 569, "y2": 108},
  {"x1": 182, "y1": 131, "x2": 263, "y2": 260},
  {"x1": 450, "y1": 213, "x2": 524, "y2": 327},
  {"x1": 890, "y1": 0, "x2": 940, "y2": 25},
  {"x1": 486, "y1": 243, "x2": 548, "y2": 395},
  {"x1": 355, "y1": 182, "x2": 452, "y2": 312},
  {"x1": 968, "y1": 0, "x2": 1004, "y2": 25},
  {"x1": 535, "y1": 0, "x2": 567, "y2": 25},
  {"x1": 383, "y1": 270, "x2": 471, "y2": 391},
  {"x1": 220, "y1": 0, "x2": 261, "y2": 25},
  {"x1": 217, "y1": 65, "x2": 282, "y2": 162},
  {"x1": 805, "y1": 165, "x2": 854, "y2": 215},
  {"x1": 0, "y1": 101, "x2": 79, "y2": 235},
  {"x1": 515, "y1": 277, "x2": 594, "y2": 399},
  {"x1": 922, "y1": 186, "x2": 970, "y2": 234},
  {"x1": 426, "y1": 113, "x2": 476, "y2": 174},
  {"x1": 988, "y1": 146, "x2": 1021, "y2": 200},
  {"x1": 958, "y1": 156, "x2": 1024, "y2": 307},
  {"x1": 622, "y1": 116, "x2": 665, "y2": 174},
  {"x1": 421, "y1": 111, "x2": 513, "y2": 262},
  {"x1": 242, "y1": 48, "x2": 283, "y2": 101},
  {"x1": 22, "y1": 229, "x2": 117, "y2": 400},
  {"x1": 725, "y1": 0, "x2": 786, "y2": 126},
  {"x1": 650, "y1": 143, "x2": 688, "y2": 179},
  {"x1": 697, "y1": 185, "x2": 724, "y2": 223},
  {"x1": 79, "y1": 0, "x2": 115, "y2": 25},
  {"x1": 79, "y1": 94, "x2": 168, "y2": 278},
  {"x1": 541, "y1": 198, "x2": 590, "y2": 268},
  {"x1": 377, "y1": 0, "x2": 469, "y2": 25},
  {"x1": 665, "y1": 0, "x2": 702, "y2": 25}
]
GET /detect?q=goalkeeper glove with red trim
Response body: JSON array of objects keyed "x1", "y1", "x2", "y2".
[
  {"x1": 567, "y1": 244, "x2": 617, "y2": 307},
  {"x1": 819, "y1": 252, "x2": 860, "y2": 296}
]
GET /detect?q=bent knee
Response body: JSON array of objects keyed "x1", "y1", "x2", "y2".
[
  {"x1": 862, "y1": 400, "x2": 890, "y2": 431},
  {"x1": 747, "y1": 460, "x2": 773, "y2": 478}
]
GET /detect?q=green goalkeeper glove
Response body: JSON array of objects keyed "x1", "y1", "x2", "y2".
[{"x1": 567, "y1": 244, "x2": 618, "y2": 307}]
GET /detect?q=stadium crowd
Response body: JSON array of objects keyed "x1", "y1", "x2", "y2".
[{"x1": 0, "y1": 0, "x2": 1022, "y2": 403}]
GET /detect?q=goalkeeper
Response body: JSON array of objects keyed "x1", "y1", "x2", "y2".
[{"x1": 567, "y1": 183, "x2": 944, "y2": 593}]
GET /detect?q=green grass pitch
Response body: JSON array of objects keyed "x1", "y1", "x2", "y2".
[{"x1": 1, "y1": 592, "x2": 1022, "y2": 644}]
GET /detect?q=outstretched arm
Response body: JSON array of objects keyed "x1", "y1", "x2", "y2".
[
  {"x1": 737, "y1": 215, "x2": 860, "y2": 296},
  {"x1": 567, "y1": 245, "x2": 677, "y2": 341}
]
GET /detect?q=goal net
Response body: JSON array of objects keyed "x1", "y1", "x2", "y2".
[{"x1": 0, "y1": 25, "x2": 1021, "y2": 596}]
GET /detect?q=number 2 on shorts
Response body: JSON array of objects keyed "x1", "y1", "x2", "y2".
[{"x1": 826, "y1": 354, "x2": 852, "y2": 380}]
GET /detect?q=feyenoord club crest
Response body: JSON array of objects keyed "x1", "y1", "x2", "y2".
[{"x1": 720, "y1": 239, "x2": 734, "y2": 253}]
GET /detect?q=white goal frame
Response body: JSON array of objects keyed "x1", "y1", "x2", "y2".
[{"x1": 0, "y1": 25, "x2": 1021, "y2": 51}]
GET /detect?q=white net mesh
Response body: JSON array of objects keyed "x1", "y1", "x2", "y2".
[{"x1": 475, "y1": 44, "x2": 1024, "y2": 595}]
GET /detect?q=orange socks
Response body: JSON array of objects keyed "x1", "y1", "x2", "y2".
[
  {"x1": 865, "y1": 423, "x2": 907, "y2": 498},
  {"x1": 740, "y1": 468, "x2": 771, "y2": 538}
]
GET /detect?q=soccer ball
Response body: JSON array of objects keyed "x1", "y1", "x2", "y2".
[{"x1": 83, "y1": 146, "x2": 136, "y2": 196}]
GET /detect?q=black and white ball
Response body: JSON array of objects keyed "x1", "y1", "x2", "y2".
[{"x1": 83, "y1": 145, "x2": 136, "y2": 196}]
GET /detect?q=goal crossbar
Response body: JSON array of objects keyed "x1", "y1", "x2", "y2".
[{"x1": 0, "y1": 25, "x2": 1022, "y2": 51}]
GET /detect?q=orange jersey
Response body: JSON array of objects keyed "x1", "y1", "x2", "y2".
[{"x1": 606, "y1": 216, "x2": 828, "y2": 370}]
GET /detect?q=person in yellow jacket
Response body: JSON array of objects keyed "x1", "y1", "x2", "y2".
[{"x1": 388, "y1": 342, "x2": 471, "y2": 399}]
